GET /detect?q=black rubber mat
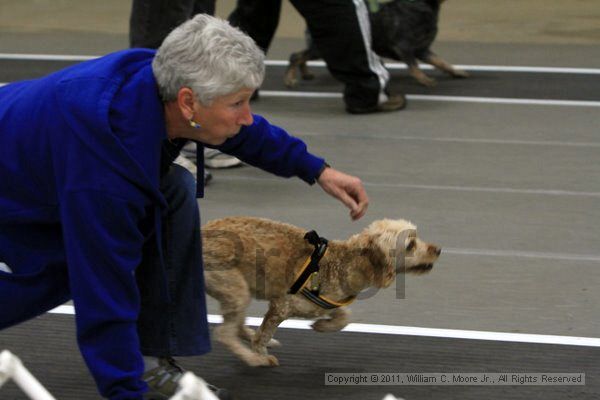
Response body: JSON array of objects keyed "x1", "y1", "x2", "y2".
[
  {"x1": 1, "y1": 60, "x2": 599, "y2": 102},
  {"x1": 1, "y1": 313, "x2": 598, "y2": 399}
]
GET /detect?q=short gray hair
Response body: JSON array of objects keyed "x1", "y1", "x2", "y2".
[{"x1": 152, "y1": 14, "x2": 265, "y2": 105}]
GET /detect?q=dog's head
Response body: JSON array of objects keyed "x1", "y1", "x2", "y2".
[{"x1": 359, "y1": 219, "x2": 441, "y2": 287}]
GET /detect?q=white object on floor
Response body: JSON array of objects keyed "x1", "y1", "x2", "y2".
[
  {"x1": 174, "y1": 154, "x2": 198, "y2": 176},
  {"x1": 169, "y1": 372, "x2": 219, "y2": 400},
  {"x1": 0, "y1": 262, "x2": 11, "y2": 273},
  {"x1": 203, "y1": 148, "x2": 243, "y2": 169},
  {"x1": 181, "y1": 142, "x2": 242, "y2": 169},
  {"x1": 382, "y1": 395, "x2": 405, "y2": 400},
  {"x1": 0, "y1": 350, "x2": 56, "y2": 400}
]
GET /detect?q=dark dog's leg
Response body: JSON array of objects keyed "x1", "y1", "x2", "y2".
[
  {"x1": 284, "y1": 49, "x2": 313, "y2": 88},
  {"x1": 299, "y1": 46, "x2": 319, "y2": 81},
  {"x1": 406, "y1": 55, "x2": 437, "y2": 87},
  {"x1": 420, "y1": 50, "x2": 469, "y2": 79}
]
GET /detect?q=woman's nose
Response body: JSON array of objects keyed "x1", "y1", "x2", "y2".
[{"x1": 238, "y1": 104, "x2": 253, "y2": 126}]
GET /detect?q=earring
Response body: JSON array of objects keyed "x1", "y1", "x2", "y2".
[{"x1": 189, "y1": 118, "x2": 202, "y2": 129}]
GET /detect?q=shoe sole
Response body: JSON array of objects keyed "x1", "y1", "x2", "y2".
[{"x1": 204, "y1": 159, "x2": 244, "y2": 169}]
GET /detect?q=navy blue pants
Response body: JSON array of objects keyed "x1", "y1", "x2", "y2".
[
  {"x1": 138, "y1": 165, "x2": 210, "y2": 356},
  {"x1": 0, "y1": 164, "x2": 210, "y2": 357}
]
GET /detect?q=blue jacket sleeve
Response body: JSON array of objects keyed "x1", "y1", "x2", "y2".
[
  {"x1": 214, "y1": 114, "x2": 325, "y2": 184},
  {"x1": 60, "y1": 189, "x2": 148, "y2": 400}
]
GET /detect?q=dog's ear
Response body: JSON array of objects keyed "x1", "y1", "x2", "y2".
[{"x1": 360, "y1": 236, "x2": 395, "y2": 288}]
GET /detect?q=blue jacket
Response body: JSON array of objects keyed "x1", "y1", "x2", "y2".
[{"x1": 0, "y1": 49, "x2": 324, "y2": 399}]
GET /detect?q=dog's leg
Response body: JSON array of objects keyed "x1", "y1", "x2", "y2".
[
  {"x1": 299, "y1": 46, "x2": 318, "y2": 81},
  {"x1": 284, "y1": 50, "x2": 303, "y2": 88},
  {"x1": 284, "y1": 49, "x2": 313, "y2": 88},
  {"x1": 207, "y1": 271, "x2": 277, "y2": 367},
  {"x1": 408, "y1": 61, "x2": 437, "y2": 87},
  {"x1": 312, "y1": 307, "x2": 351, "y2": 332},
  {"x1": 395, "y1": 49, "x2": 436, "y2": 87},
  {"x1": 217, "y1": 309, "x2": 280, "y2": 367},
  {"x1": 215, "y1": 310, "x2": 271, "y2": 367},
  {"x1": 251, "y1": 301, "x2": 289, "y2": 365},
  {"x1": 420, "y1": 51, "x2": 469, "y2": 79},
  {"x1": 239, "y1": 326, "x2": 281, "y2": 348}
]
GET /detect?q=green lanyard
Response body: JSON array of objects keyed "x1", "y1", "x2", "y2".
[{"x1": 366, "y1": 0, "x2": 412, "y2": 14}]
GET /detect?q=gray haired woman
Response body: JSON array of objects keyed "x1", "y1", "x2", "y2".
[{"x1": 0, "y1": 14, "x2": 368, "y2": 400}]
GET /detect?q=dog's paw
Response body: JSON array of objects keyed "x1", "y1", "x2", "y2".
[
  {"x1": 451, "y1": 69, "x2": 470, "y2": 79},
  {"x1": 267, "y1": 338, "x2": 282, "y2": 347},
  {"x1": 417, "y1": 76, "x2": 437, "y2": 87},
  {"x1": 246, "y1": 354, "x2": 280, "y2": 367},
  {"x1": 284, "y1": 78, "x2": 298, "y2": 88},
  {"x1": 301, "y1": 71, "x2": 315, "y2": 81},
  {"x1": 263, "y1": 354, "x2": 280, "y2": 367},
  {"x1": 312, "y1": 319, "x2": 345, "y2": 333},
  {"x1": 284, "y1": 71, "x2": 299, "y2": 88}
]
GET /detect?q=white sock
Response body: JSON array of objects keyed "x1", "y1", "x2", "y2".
[{"x1": 143, "y1": 356, "x2": 159, "y2": 372}]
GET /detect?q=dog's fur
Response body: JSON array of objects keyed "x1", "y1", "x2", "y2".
[
  {"x1": 284, "y1": 0, "x2": 468, "y2": 88},
  {"x1": 203, "y1": 216, "x2": 440, "y2": 367}
]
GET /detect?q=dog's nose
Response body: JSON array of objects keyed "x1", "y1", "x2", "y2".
[{"x1": 428, "y1": 246, "x2": 441, "y2": 256}]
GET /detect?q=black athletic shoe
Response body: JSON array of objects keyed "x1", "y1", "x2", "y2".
[
  {"x1": 346, "y1": 93, "x2": 407, "y2": 114},
  {"x1": 143, "y1": 357, "x2": 233, "y2": 400}
]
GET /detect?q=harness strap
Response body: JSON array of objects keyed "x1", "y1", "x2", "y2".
[
  {"x1": 301, "y1": 288, "x2": 356, "y2": 309},
  {"x1": 288, "y1": 230, "x2": 328, "y2": 294}
]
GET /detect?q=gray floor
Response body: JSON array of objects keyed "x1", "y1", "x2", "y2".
[
  {"x1": 1, "y1": 315, "x2": 598, "y2": 400},
  {"x1": 1, "y1": 5, "x2": 599, "y2": 400}
]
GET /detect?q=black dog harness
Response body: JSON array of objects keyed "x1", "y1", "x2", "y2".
[{"x1": 288, "y1": 230, "x2": 356, "y2": 309}]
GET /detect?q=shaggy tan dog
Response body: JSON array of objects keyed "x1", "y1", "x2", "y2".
[{"x1": 202, "y1": 216, "x2": 440, "y2": 367}]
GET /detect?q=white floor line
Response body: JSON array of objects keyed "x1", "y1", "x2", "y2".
[
  {"x1": 408, "y1": 94, "x2": 600, "y2": 108},
  {"x1": 265, "y1": 60, "x2": 600, "y2": 74},
  {"x1": 47, "y1": 305, "x2": 600, "y2": 348},
  {"x1": 217, "y1": 175, "x2": 600, "y2": 198},
  {"x1": 259, "y1": 90, "x2": 600, "y2": 107},
  {"x1": 2, "y1": 82, "x2": 595, "y2": 107},
  {"x1": 362, "y1": 181, "x2": 600, "y2": 198},
  {"x1": 443, "y1": 247, "x2": 600, "y2": 263},
  {"x1": 2, "y1": 82, "x2": 598, "y2": 107},
  {"x1": 0, "y1": 53, "x2": 97, "y2": 61},
  {"x1": 297, "y1": 133, "x2": 600, "y2": 148},
  {"x1": 2, "y1": 53, "x2": 599, "y2": 74}
]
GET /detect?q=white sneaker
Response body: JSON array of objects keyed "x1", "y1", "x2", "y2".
[
  {"x1": 174, "y1": 154, "x2": 197, "y2": 176},
  {"x1": 174, "y1": 155, "x2": 212, "y2": 185},
  {"x1": 204, "y1": 148, "x2": 243, "y2": 169}
]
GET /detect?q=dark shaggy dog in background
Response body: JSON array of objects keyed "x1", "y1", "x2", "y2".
[{"x1": 284, "y1": 0, "x2": 468, "y2": 88}]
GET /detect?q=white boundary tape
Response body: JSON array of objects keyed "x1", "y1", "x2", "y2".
[
  {"x1": 0, "y1": 350, "x2": 57, "y2": 400},
  {"x1": 258, "y1": 90, "x2": 600, "y2": 108},
  {"x1": 1, "y1": 53, "x2": 600, "y2": 74},
  {"x1": 217, "y1": 175, "x2": 600, "y2": 198},
  {"x1": 297, "y1": 132, "x2": 600, "y2": 148},
  {"x1": 0, "y1": 83, "x2": 597, "y2": 107},
  {"x1": 48, "y1": 305, "x2": 600, "y2": 348}
]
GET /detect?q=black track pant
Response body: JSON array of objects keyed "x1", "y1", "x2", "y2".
[
  {"x1": 224, "y1": 0, "x2": 390, "y2": 109},
  {"x1": 129, "y1": 0, "x2": 215, "y2": 48},
  {"x1": 130, "y1": 0, "x2": 388, "y2": 109},
  {"x1": 289, "y1": 0, "x2": 389, "y2": 109},
  {"x1": 130, "y1": 0, "x2": 279, "y2": 53}
]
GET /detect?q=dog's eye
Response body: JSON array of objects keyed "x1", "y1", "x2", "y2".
[{"x1": 406, "y1": 239, "x2": 416, "y2": 252}]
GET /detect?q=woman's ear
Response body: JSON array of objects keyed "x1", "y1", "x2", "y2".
[{"x1": 177, "y1": 87, "x2": 196, "y2": 119}]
